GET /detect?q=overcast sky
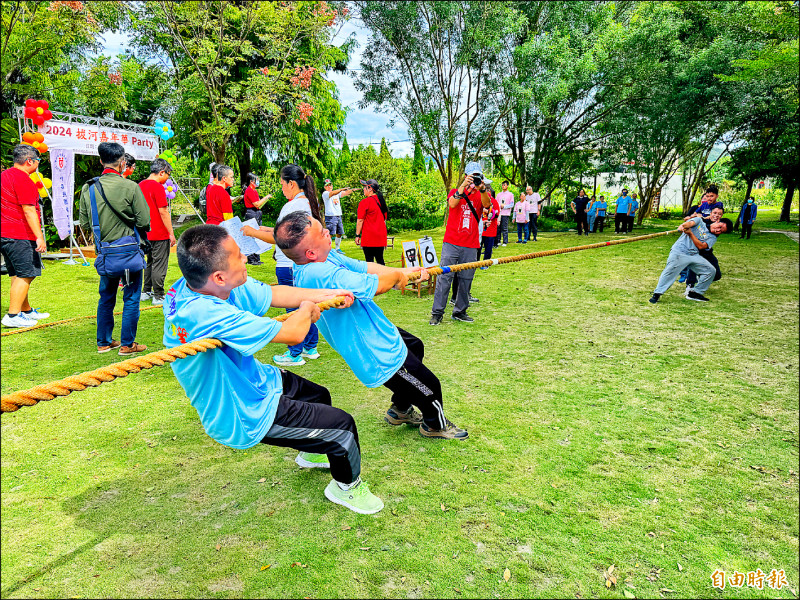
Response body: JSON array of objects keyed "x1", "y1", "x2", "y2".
[{"x1": 99, "y1": 19, "x2": 413, "y2": 157}]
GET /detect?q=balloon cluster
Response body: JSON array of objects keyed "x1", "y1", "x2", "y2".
[
  {"x1": 153, "y1": 119, "x2": 174, "y2": 141},
  {"x1": 30, "y1": 172, "x2": 53, "y2": 199},
  {"x1": 163, "y1": 178, "x2": 177, "y2": 200},
  {"x1": 25, "y1": 99, "x2": 53, "y2": 126},
  {"x1": 22, "y1": 131, "x2": 48, "y2": 154},
  {"x1": 159, "y1": 150, "x2": 177, "y2": 165}
]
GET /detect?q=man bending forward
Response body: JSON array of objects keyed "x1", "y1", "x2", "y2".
[
  {"x1": 163, "y1": 224, "x2": 383, "y2": 514},
  {"x1": 274, "y1": 212, "x2": 469, "y2": 440}
]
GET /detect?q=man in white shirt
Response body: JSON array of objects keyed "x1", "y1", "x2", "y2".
[
  {"x1": 525, "y1": 186, "x2": 542, "y2": 242},
  {"x1": 322, "y1": 179, "x2": 353, "y2": 253},
  {"x1": 495, "y1": 180, "x2": 515, "y2": 247}
]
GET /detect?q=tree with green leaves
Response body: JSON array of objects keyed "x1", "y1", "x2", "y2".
[
  {"x1": 354, "y1": 1, "x2": 522, "y2": 195},
  {"x1": 411, "y1": 139, "x2": 425, "y2": 175}
]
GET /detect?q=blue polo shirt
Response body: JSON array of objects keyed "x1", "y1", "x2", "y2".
[
  {"x1": 629, "y1": 199, "x2": 639, "y2": 215},
  {"x1": 293, "y1": 252, "x2": 407, "y2": 388},
  {"x1": 615, "y1": 195, "x2": 631, "y2": 214},
  {"x1": 163, "y1": 277, "x2": 284, "y2": 449}
]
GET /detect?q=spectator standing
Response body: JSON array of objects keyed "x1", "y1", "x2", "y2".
[
  {"x1": 738, "y1": 197, "x2": 757, "y2": 239},
  {"x1": 79, "y1": 142, "x2": 151, "y2": 355},
  {"x1": 571, "y1": 189, "x2": 590, "y2": 236},
  {"x1": 139, "y1": 158, "x2": 176, "y2": 306},
  {"x1": 514, "y1": 192, "x2": 529, "y2": 243},
  {"x1": 1, "y1": 144, "x2": 49, "y2": 328},
  {"x1": 121, "y1": 153, "x2": 136, "y2": 179},
  {"x1": 355, "y1": 179, "x2": 388, "y2": 265},
  {"x1": 205, "y1": 165, "x2": 235, "y2": 225},
  {"x1": 627, "y1": 192, "x2": 639, "y2": 233},
  {"x1": 593, "y1": 196, "x2": 608, "y2": 233},
  {"x1": 428, "y1": 163, "x2": 492, "y2": 325},
  {"x1": 495, "y1": 180, "x2": 514, "y2": 246},
  {"x1": 243, "y1": 172, "x2": 271, "y2": 265},
  {"x1": 586, "y1": 195, "x2": 598, "y2": 233},
  {"x1": 479, "y1": 193, "x2": 500, "y2": 269},
  {"x1": 526, "y1": 186, "x2": 542, "y2": 241},
  {"x1": 322, "y1": 179, "x2": 353, "y2": 254},
  {"x1": 614, "y1": 188, "x2": 632, "y2": 233}
]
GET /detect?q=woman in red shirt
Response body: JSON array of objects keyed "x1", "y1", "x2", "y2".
[{"x1": 355, "y1": 179, "x2": 388, "y2": 264}]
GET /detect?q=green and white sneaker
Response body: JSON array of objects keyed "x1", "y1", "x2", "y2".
[
  {"x1": 324, "y1": 479, "x2": 384, "y2": 514},
  {"x1": 300, "y1": 348, "x2": 321, "y2": 360},
  {"x1": 295, "y1": 452, "x2": 330, "y2": 469}
]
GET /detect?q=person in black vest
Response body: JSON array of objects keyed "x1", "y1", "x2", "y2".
[{"x1": 571, "y1": 189, "x2": 590, "y2": 236}]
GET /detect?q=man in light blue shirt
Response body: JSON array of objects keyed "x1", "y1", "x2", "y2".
[
  {"x1": 649, "y1": 216, "x2": 732, "y2": 303},
  {"x1": 274, "y1": 211, "x2": 469, "y2": 440},
  {"x1": 164, "y1": 224, "x2": 383, "y2": 514},
  {"x1": 615, "y1": 189, "x2": 631, "y2": 233},
  {"x1": 627, "y1": 194, "x2": 639, "y2": 233}
]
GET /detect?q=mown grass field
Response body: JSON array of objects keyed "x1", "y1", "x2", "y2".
[{"x1": 2, "y1": 209, "x2": 798, "y2": 599}]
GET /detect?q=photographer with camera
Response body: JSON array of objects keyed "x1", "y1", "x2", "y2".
[
  {"x1": 429, "y1": 162, "x2": 492, "y2": 326},
  {"x1": 322, "y1": 179, "x2": 354, "y2": 254}
]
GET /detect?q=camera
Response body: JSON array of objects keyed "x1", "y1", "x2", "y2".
[{"x1": 471, "y1": 173, "x2": 482, "y2": 186}]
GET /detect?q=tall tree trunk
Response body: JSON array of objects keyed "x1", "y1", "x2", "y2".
[
  {"x1": 237, "y1": 147, "x2": 252, "y2": 190},
  {"x1": 779, "y1": 181, "x2": 796, "y2": 222}
]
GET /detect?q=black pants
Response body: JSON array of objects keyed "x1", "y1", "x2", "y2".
[
  {"x1": 143, "y1": 239, "x2": 171, "y2": 298},
  {"x1": 576, "y1": 211, "x2": 588, "y2": 235},
  {"x1": 615, "y1": 213, "x2": 626, "y2": 233},
  {"x1": 260, "y1": 370, "x2": 361, "y2": 484},
  {"x1": 626, "y1": 215, "x2": 635, "y2": 233},
  {"x1": 595, "y1": 215, "x2": 606, "y2": 233},
  {"x1": 245, "y1": 208, "x2": 263, "y2": 263},
  {"x1": 362, "y1": 246, "x2": 385, "y2": 265},
  {"x1": 686, "y1": 252, "x2": 722, "y2": 286},
  {"x1": 383, "y1": 328, "x2": 447, "y2": 430},
  {"x1": 740, "y1": 223, "x2": 753, "y2": 239},
  {"x1": 528, "y1": 214, "x2": 538, "y2": 240}
]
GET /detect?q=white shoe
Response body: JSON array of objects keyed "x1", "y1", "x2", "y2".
[
  {"x1": 501, "y1": 243, "x2": 507, "y2": 247},
  {"x1": 22, "y1": 308, "x2": 49, "y2": 320},
  {"x1": 295, "y1": 452, "x2": 330, "y2": 469},
  {"x1": 2, "y1": 313, "x2": 37, "y2": 328},
  {"x1": 140, "y1": 292, "x2": 152, "y2": 302},
  {"x1": 684, "y1": 286, "x2": 693, "y2": 298},
  {"x1": 151, "y1": 297, "x2": 164, "y2": 306}
]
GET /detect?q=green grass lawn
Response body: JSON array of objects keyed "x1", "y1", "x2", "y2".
[{"x1": 2, "y1": 209, "x2": 798, "y2": 598}]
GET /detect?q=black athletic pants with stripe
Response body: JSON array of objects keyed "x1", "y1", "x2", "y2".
[
  {"x1": 383, "y1": 328, "x2": 447, "y2": 430},
  {"x1": 260, "y1": 370, "x2": 361, "y2": 485}
]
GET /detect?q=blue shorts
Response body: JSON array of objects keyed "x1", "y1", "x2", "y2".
[{"x1": 325, "y1": 215, "x2": 344, "y2": 236}]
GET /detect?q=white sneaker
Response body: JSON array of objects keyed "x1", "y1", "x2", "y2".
[
  {"x1": 684, "y1": 285, "x2": 693, "y2": 298},
  {"x1": 151, "y1": 297, "x2": 164, "y2": 306},
  {"x1": 22, "y1": 308, "x2": 49, "y2": 320},
  {"x1": 140, "y1": 292, "x2": 152, "y2": 302},
  {"x1": 2, "y1": 313, "x2": 37, "y2": 328},
  {"x1": 501, "y1": 243, "x2": 507, "y2": 247}
]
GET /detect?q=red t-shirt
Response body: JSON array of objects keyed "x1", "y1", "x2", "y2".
[
  {"x1": 139, "y1": 179, "x2": 170, "y2": 240},
  {"x1": 206, "y1": 185, "x2": 232, "y2": 225},
  {"x1": 444, "y1": 188, "x2": 485, "y2": 249},
  {"x1": 1, "y1": 167, "x2": 41, "y2": 241},
  {"x1": 243, "y1": 186, "x2": 260, "y2": 209},
  {"x1": 357, "y1": 194, "x2": 387, "y2": 247},
  {"x1": 482, "y1": 197, "x2": 500, "y2": 238}
]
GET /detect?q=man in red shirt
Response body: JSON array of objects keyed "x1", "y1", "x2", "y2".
[
  {"x1": 1, "y1": 144, "x2": 49, "y2": 328},
  {"x1": 429, "y1": 163, "x2": 492, "y2": 325},
  {"x1": 139, "y1": 158, "x2": 176, "y2": 305},
  {"x1": 205, "y1": 164, "x2": 234, "y2": 225}
]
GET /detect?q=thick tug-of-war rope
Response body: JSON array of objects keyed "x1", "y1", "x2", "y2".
[
  {"x1": 1, "y1": 231, "x2": 677, "y2": 413},
  {"x1": 0, "y1": 304, "x2": 163, "y2": 337},
  {"x1": 0, "y1": 297, "x2": 348, "y2": 413},
  {"x1": 406, "y1": 230, "x2": 678, "y2": 281}
]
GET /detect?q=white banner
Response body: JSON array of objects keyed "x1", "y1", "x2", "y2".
[
  {"x1": 50, "y1": 149, "x2": 74, "y2": 240},
  {"x1": 42, "y1": 120, "x2": 159, "y2": 160},
  {"x1": 402, "y1": 240, "x2": 420, "y2": 268},
  {"x1": 418, "y1": 237, "x2": 439, "y2": 267}
]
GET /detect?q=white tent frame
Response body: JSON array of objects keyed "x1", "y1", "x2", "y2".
[{"x1": 14, "y1": 107, "x2": 204, "y2": 265}]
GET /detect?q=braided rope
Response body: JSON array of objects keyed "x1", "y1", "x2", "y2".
[
  {"x1": 1, "y1": 304, "x2": 163, "y2": 337},
  {"x1": 1, "y1": 297, "x2": 349, "y2": 413},
  {"x1": 2, "y1": 231, "x2": 676, "y2": 413},
  {"x1": 408, "y1": 230, "x2": 677, "y2": 280}
]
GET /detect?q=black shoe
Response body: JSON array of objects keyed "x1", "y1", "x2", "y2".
[
  {"x1": 448, "y1": 298, "x2": 455, "y2": 306},
  {"x1": 468, "y1": 295, "x2": 479, "y2": 304},
  {"x1": 649, "y1": 293, "x2": 661, "y2": 304},
  {"x1": 429, "y1": 314, "x2": 443, "y2": 326},
  {"x1": 451, "y1": 312, "x2": 474, "y2": 323},
  {"x1": 686, "y1": 290, "x2": 710, "y2": 302}
]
